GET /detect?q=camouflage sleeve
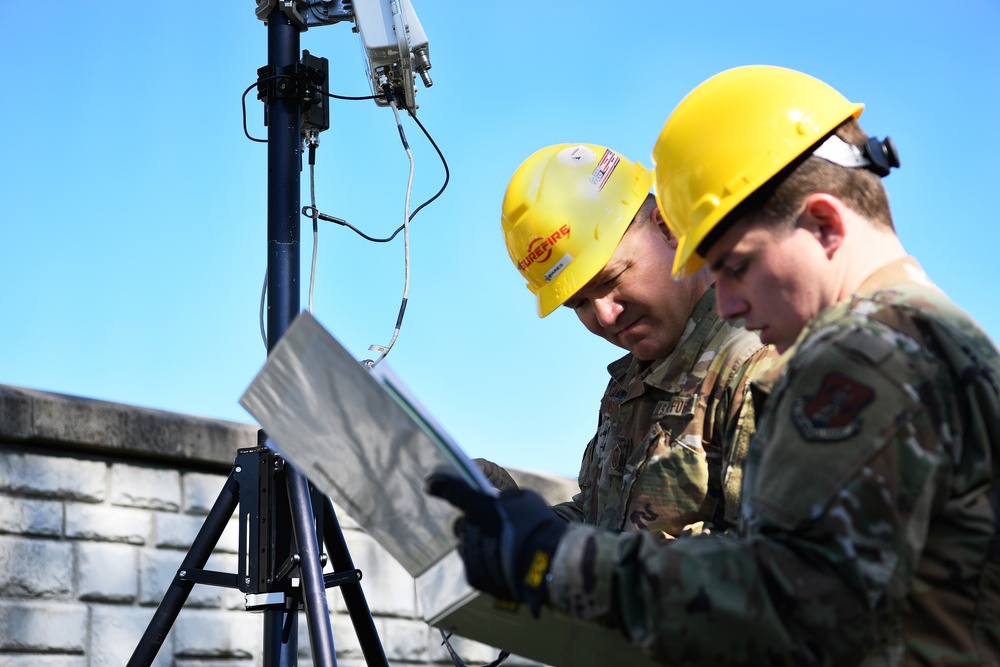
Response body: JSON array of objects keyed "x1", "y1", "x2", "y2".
[
  {"x1": 550, "y1": 433, "x2": 598, "y2": 524},
  {"x1": 715, "y1": 344, "x2": 778, "y2": 527},
  {"x1": 548, "y1": 323, "x2": 951, "y2": 665}
]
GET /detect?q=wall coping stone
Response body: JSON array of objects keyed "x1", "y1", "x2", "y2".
[
  {"x1": 0, "y1": 384, "x2": 258, "y2": 470},
  {"x1": 0, "y1": 384, "x2": 579, "y2": 501}
]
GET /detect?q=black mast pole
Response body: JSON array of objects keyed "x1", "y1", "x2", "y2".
[
  {"x1": 263, "y1": 8, "x2": 302, "y2": 665},
  {"x1": 262, "y1": 8, "x2": 337, "y2": 666},
  {"x1": 265, "y1": 8, "x2": 300, "y2": 342}
]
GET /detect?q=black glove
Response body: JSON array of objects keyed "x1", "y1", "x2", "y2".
[
  {"x1": 473, "y1": 458, "x2": 519, "y2": 492},
  {"x1": 426, "y1": 471, "x2": 568, "y2": 616}
]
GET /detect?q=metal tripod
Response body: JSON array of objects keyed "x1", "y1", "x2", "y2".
[{"x1": 127, "y1": 5, "x2": 388, "y2": 665}]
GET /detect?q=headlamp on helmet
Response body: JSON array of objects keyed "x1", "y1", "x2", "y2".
[{"x1": 811, "y1": 134, "x2": 900, "y2": 177}]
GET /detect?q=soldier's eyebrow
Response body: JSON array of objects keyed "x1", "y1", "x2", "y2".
[
  {"x1": 708, "y1": 240, "x2": 752, "y2": 273},
  {"x1": 709, "y1": 251, "x2": 730, "y2": 273}
]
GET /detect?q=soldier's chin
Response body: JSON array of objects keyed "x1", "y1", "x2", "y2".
[
  {"x1": 626, "y1": 336, "x2": 667, "y2": 361},
  {"x1": 760, "y1": 328, "x2": 791, "y2": 354}
]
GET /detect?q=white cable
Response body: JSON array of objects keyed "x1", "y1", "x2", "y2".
[
  {"x1": 308, "y1": 158, "x2": 319, "y2": 313},
  {"x1": 260, "y1": 267, "x2": 268, "y2": 349},
  {"x1": 367, "y1": 96, "x2": 414, "y2": 368}
]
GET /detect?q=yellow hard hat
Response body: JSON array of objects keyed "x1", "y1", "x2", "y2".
[
  {"x1": 652, "y1": 65, "x2": 864, "y2": 279},
  {"x1": 502, "y1": 143, "x2": 653, "y2": 317}
]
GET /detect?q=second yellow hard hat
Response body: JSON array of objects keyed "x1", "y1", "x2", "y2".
[{"x1": 652, "y1": 65, "x2": 864, "y2": 279}]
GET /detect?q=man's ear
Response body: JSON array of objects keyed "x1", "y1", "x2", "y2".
[
  {"x1": 801, "y1": 194, "x2": 845, "y2": 258},
  {"x1": 650, "y1": 205, "x2": 679, "y2": 249}
]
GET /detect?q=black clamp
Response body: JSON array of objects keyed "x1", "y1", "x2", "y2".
[
  {"x1": 255, "y1": 0, "x2": 353, "y2": 29},
  {"x1": 255, "y1": 50, "x2": 330, "y2": 134},
  {"x1": 256, "y1": 60, "x2": 326, "y2": 105}
]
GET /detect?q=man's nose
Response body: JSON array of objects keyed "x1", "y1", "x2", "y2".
[
  {"x1": 715, "y1": 284, "x2": 748, "y2": 321},
  {"x1": 592, "y1": 294, "x2": 622, "y2": 328}
]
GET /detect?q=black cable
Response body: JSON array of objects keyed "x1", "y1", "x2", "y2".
[
  {"x1": 438, "y1": 630, "x2": 510, "y2": 667},
  {"x1": 330, "y1": 92, "x2": 382, "y2": 101},
  {"x1": 303, "y1": 101, "x2": 450, "y2": 243},
  {"x1": 303, "y1": 209, "x2": 399, "y2": 243},
  {"x1": 241, "y1": 79, "x2": 381, "y2": 142},
  {"x1": 242, "y1": 75, "x2": 449, "y2": 225},
  {"x1": 241, "y1": 76, "x2": 290, "y2": 143},
  {"x1": 405, "y1": 106, "x2": 450, "y2": 224}
]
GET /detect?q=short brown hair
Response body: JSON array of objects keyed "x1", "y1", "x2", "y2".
[
  {"x1": 631, "y1": 193, "x2": 659, "y2": 226},
  {"x1": 742, "y1": 118, "x2": 896, "y2": 233}
]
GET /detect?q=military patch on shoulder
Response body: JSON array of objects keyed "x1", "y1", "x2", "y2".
[{"x1": 792, "y1": 372, "x2": 874, "y2": 442}]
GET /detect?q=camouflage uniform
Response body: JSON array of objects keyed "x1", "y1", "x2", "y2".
[
  {"x1": 552, "y1": 286, "x2": 776, "y2": 537},
  {"x1": 547, "y1": 257, "x2": 1000, "y2": 665}
]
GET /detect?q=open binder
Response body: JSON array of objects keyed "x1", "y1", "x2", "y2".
[{"x1": 239, "y1": 311, "x2": 661, "y2": 667}]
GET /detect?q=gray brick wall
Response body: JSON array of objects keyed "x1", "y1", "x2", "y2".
[{"x1": 0, "y1": 385, "x2": 574, "y2": 666}]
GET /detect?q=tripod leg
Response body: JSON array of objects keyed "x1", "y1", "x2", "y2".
[
  {"x1": 323, "y1": 496, "x2": 389, "y2": 667},
  {"x1": 127, "y1": 471, "x2": 241, "y2": 667},
  {"x1": 287, "y1": 465, "x2": 338, "y2": 666}
]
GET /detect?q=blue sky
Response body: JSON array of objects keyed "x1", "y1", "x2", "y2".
[{"x1": 2, "y1": 1, "x2": 998, "y2": 478}]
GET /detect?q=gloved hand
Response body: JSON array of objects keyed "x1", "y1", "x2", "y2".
[
  {"x1": 473, "y1": 458, "x2": 519, "y2": 492},
  {"x1": 426, "y1": 471, "x2": 568, "y2": 616}
]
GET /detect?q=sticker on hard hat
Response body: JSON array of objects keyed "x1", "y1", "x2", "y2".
[
  {"x1": 516, "y1": 224, "x2": 571, "y2": 272},
  {"x1": 589, "y1": 149, "x2": 620, "y2": 190},
  {"x1": 557, "y1": 145, "x2": 597, "y2": 166},
  {"x1": 544, "y1": 254, "x2": 573, "y2": 283}
]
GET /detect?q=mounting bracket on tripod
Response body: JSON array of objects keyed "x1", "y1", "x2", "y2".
[
  {"x1": 255, "y1": 0, "x2": 354, "y2": 29},
  {"x1": 234, "y1": 443, "x2": 363, "y2": 612},
  {"x1": 256, "y1": 51, "x2": 331, "y2": 137},
  {"x1": 155, "y1": 443, "x2": 363, "y2": 615}
]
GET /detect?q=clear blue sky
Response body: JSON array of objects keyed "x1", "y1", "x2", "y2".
[{"x1": 2, "y1": 2, "x2": 997, "y2": 478}]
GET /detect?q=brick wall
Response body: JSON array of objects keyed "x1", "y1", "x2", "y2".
[{"x1": 0, "y1": 385, "x2": 576, "y2": 667}]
